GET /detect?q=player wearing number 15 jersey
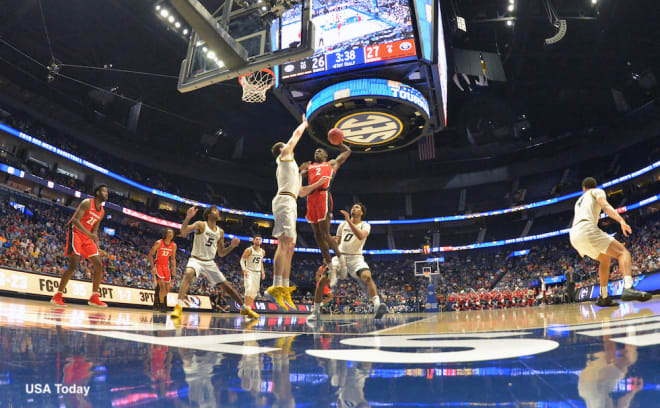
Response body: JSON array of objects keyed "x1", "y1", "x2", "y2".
[
  {"x1": 308, "y1": 203, "x2": 387, "y2": 322},
  {"x1": 569, "y1": 177, "x2": 650, "y2": 307},
  {"x1": 240, "y1": 234, "x2": 266, "y2": 309},
  {"x1": 51, "y1": 185, "x2": 109, "y2": 307}
]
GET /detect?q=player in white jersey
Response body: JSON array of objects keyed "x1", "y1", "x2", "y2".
[
  {"x1": 268, "y1": 114, "x2": 331, "y2": 311},
  {"x1": 240, "y1": 234, "x2": 266, "y2": 309},
  {"x1": 569, "y1": 177, "x2": 651, "y2": 307},
  {"x1": 308, "y1": 203, "x2": 387, "y2": 321},
  {"x1": 170, "y1": 205, "x2": 260, "y2": 320}
]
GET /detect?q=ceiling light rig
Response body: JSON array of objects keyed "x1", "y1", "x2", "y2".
[{"x1": 154, "y1": 1, "x2": 190, "y2": 41}]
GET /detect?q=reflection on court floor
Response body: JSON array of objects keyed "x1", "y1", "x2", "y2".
[{"x1": 1, "y1": 296, "x2": 659, "y2": 407}]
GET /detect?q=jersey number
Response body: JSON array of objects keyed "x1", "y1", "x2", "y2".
[
  {"x1": 252, "y1": 256, "x2": 262, "y2": 264},
  {"x1": 315, "y1": 167, "x2": 322, "y2": 176},
  {"x1": 344, "y1": 233, "x2": 354, "y2": 242},
  {"x1": 205, "y1": 238, "x2": 215, "y2": 247},
  {"x1": 86, "y1": 217, "x2": 96, "y2": 226}
]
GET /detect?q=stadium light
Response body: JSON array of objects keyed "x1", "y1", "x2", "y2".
[
  {"x1": 508, "y1": 4, "x2": 514, "y2": 11},
  {"x1": 183, "y1": 29, "x2": 189, "y2": 35},
  {"x1": 155, "y1": 5, "x2": 161, "y2": 10},
  {"x1": 506, "y1": 20, "x2": 513, "y2": 26},
  {"x1": 175, "y1": 21, "x2": 181, "y2": 28},
  {"x1": 168, "y1": 15, "x2": 175, "y2": 23},
  {"x1": 160, "y1": 9, "x2": 169, "y2": 18},
  {"x1": 591, "y1": 0, "x2": 597, "y2": 4},
  {"x1": 207, "y1": 51, "x2": 216, "y2": 59}
]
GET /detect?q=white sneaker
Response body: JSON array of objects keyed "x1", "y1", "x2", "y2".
[
  {"x1": 307, "y1": 311, "x2": 319, "y2": 321},
  {"x1": 328, "y1": 262, "x2": 338, "y2": 288}
]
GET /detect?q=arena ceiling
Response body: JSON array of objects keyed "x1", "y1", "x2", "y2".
[{"x1": 0, "y1": 0, "x2": 658, "y2": 179}]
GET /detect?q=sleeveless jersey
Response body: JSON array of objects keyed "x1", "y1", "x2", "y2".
[
  {"x1": 337, "y1": 221, "x2": 370, "y2": 255},
  {"x1": 276, "y1": 156, "x2": 300, "y2": 196},
  {"x1": 246, "y1": 247, "x2": 264, "y2": 272},
  {"x1": 307, "y1": 162, "x2": 334, "y2": 193},
  {"x1": 572, "y1": 188, "x2": 606, "y2": 227},
  {"x1": 71, "y1": 198, "x2": 104, "y2": 233},
  {"x1": 156, "y1": 240, "x2": 175, "y2": 266},
  {"x1": 191, "y1": 222, "x2": 220, "y2": 260}
]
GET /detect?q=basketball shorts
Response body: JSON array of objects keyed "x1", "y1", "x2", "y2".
[
  {"x1": 155, "y1": 264, "x2": 171, "y2": 282},
  {"x1": 306, "y1": 191, "x2": 332, "y2": 224},
  {"x1": 65, "y1": 225, "x2": 99, "y2": 259},
  {"x1": 569, "y1": 221, "x2": 614, "y2": 260},
  {"x1": 332, "y1": 255, "x2": 369, "y2": 286},
  {"x1": 272, "y1": 195, "x2": 297, "y2": 241},
  {"x1": 185, "y1": 257, "x2": 226, "y2": 285},
  {"x1": 244, "y1": 270, "x2": 261, "y2": 298}
]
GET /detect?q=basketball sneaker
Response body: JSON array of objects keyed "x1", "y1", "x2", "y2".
[
  {"x1": 621, "y1": 288, "x2": 652, "y2": 301},
  {"x1": 307, "y1": 308, "x2": 320, "y2": 321},
  {"x1": 88, "y1": 293, "x2": 108, "y2": 308},
  {"x1": 159, "y1": 303, "x2": 168, "y2": 313},
  {"x1": 51, "y1": 292, "x2": 66, "y2": 306},
  {"x1": 283, "y1": 286, "x2": 297, "y2": 310},
  {"x1": 265, "y1": 286, "x2": 289, "y2": 311},
  {"x1": 171, "y1": 304, "x2": 183, "y2": 319},
  {"x1": 374, "y1": 303, "x2": 388, "y2": 319},
  {"x1": 240, "y1": 307, "x2": 260, "y2": 320},
  {"x1": 595, "y1": 296, "x2": 619, "y2": 307},
  {"x1": 338, "y1": 256, "x2": 348, "y2": 280},
  {"x1": 328, "y1": 262, "x2": 338, "y2": 288}
]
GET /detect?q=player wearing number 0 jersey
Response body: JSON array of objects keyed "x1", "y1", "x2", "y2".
[
  {"x1": 308, "y1": 203, "x2": 387, "y2": 322},
  {"x1": 304, "y1": 144, "x2": 351, "y2": 287},
  {"x1": 148, "y1": 228, "x2": 177, "y2": 313},
  {"x1": 240, "y1": 235, "x2": 266, "y2": 309},
  {"x1": 569, "y1": 177, "x2": 651, "y2": 307},
  {"x1": 170, "y1": 205, "x2": 259, "y2": 320},
  {"x1": 51, "y1": 185, "x2": 109, "y2": 307}
]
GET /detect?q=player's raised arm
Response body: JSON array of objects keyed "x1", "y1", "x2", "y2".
[
  {"x1": 595, "y1": 194, "x2": 631, "y2": 236},
  {"x1": 340, "y1": 210, "x2": 369, "y2": 240},
  {"x1": 180, "y1": 206, "x2": 203, "y2": 236},
  {"x1": 280, "y1": 114, "x2": 308, "y2": 159},
  {"x1": 330, "y1": 143, "x2": 351, "y2": 171}
]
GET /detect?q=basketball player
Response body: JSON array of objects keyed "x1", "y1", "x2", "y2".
[
  {"x1": 148, "y1": 228, "x2": 177, "y2": 313},
  {"x1": 569, "y1": 177, "x2": 651, "y2": 306},
  {"x1": 308, "y1": 203, "x2": 387, "y2": 321},
  {"x1": 51, "y1": 185, "x2": 109, "y2": 307},
  {"x1": 170, "y1": 205, "x2": 259, "y2": 320},
  {"x1": 240, "y1": 234, "x2": 266, "y2": 308},
  {"x1": 268, "y1": 114, "x2": 332, "y2": 311},
  {"x1": 306, "y1": 143, "x2": 352, "y2": 287}
]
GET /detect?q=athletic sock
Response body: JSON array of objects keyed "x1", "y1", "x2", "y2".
[
  {"x1": 314, "y1": 302, "x2": 321, "y2": 313},
  {"x1": 273, "y1": 275, "x2": 283, "y2": 287},
  {"x1": 600, "y1": 286, "x2": 608, "y2": 298},
  {"x1": 623, "y1": 276, "x2": 633, "y2": 289},
  {"x1": 240, "y1": 304, "x2": 247, "y2": 311},
  {"x1": 283, "y1": 278, "x2": 290, "y2": 287},
  {"x1": 372, "y1": 296, "x2": 381, "y2": 307}
]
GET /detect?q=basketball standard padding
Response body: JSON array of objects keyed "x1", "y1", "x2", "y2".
[{"x1": 327, "y1": 128, "x2": 344, "y2": 145}]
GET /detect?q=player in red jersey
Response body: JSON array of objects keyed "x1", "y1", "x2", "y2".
[
  {"x1": 149, "y1": 228, "x2": 178, "y2": 313},
  {"x1": 51, "y1": 185, "x2": 109, "y2": 307},
  {"x1": 304, "y1": 144, "x2": 351, "y2": 286}
]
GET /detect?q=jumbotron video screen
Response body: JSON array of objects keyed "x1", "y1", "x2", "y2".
[{"x1": 279, "y1": 0, "x2": 417, "y2": 79}]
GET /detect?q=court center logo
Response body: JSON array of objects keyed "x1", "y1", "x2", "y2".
[{"x1": 334, "y1": 112, "x2": 403, "y2": 145}]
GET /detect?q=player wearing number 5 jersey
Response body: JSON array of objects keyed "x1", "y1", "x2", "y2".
[
  {"x1": 240, "y1": 235, "x2": 266, "y2": 309},
  {"x1": 170, "y1": 205, "x2": 259, "y2": 320},
  {"x1": 569, "y1": 177, "x2": 651, "y2": 307},
  {"x1": 148, "y1": 228, "x2": 177, "y2": 313},
  {"x1": 51, "y1": 185, "x2": 109, "y2": 307},
  {"x1": 308, "y1": 203, "x2": 387, "y2": 322}
]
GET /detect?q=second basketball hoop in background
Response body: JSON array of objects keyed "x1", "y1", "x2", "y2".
[
  {"x1": 238, "y1": 69, "x2": 275, "y2": 103},
  {"x1": 327, "y1": 128, "x2": 344, "y2": 145}
]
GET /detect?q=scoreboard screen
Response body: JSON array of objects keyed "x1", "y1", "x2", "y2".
[{"x1": 279, "y1": 0, "x2": 417, "y2": 79}]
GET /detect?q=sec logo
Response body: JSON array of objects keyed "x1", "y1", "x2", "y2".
[
  {"x1": 284, "y1": 64, "x2": 295, "y2": 73},
  {"x1": 334, "y1": 112, "x2": 403, "y2": 146},
  {"x1": 400, "y1": 41, "x2": 412, "y2": 51}
]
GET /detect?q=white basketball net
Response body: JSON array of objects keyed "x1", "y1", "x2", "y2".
[{"x1": 239, "y1": 69, "x2": 275, "y2": 103}]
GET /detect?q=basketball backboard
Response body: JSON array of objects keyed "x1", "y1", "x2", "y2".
[{"x1": 170, "y1": 0, "x2": 315, "y2": 92}]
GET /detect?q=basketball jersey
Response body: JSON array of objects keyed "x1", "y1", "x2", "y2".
[
  {"x1": 308, "y1": 162, "x2": 334, "y2": 192},
  {"x1": 246, "y1": 247, "x2": 264, "y2": 272},
  {"x1": 337, "y1": 221, "x2": 370, "y2": 255},
  {"x1": 156, "y1": 240, "x2": 174, "y2": 266},
  {"x1": 71, "y1": 198, "x2": 104, "y2": 233},
  {"x1": 191, "y1": 222, "x2": 220, "y2": 260},
  {"x1": 276, "y1": 156, "x2": 301, "y2": 196},
  {"x1": 572, "y1": 188, "x2": 606, "y2": 227}
]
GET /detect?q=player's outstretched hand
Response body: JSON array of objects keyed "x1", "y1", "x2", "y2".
[
  {"x1": 340, "y1": 209, "x2": 350, "y2": 221},
  {"x1": 230, "y1": 237, "x2": 240, "y2": 248},
  {"x1": 620, "y1": 221, "x2": 632, "y2": 237},
  {"x1": 186, "y1": 206, "x2": 199, "y2": 220},
  {"x1": 301, "y1": 113, "x2": 308, "y2": 128}
]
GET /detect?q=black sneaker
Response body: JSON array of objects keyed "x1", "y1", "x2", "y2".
[
  {"x1": 621, "y1": 288, "x2": 652, "y2": 302},
  {"x1": 596, "y1": 296, "x2": 619, "y2": 307},
  {"x1": 374, "y1": 303, "x2": 388, "y2": 319},
  {"x1": 159, "y1": 303, "x2": 168, "y2": 313}
]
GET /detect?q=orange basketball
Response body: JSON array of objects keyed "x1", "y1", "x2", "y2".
[{"x1": 328, "y1": 128, "x2": 344, "y2": 145}]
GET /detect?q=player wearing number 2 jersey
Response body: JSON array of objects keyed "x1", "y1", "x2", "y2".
[
  {"x1": 170, "y1": 205, "x2": 259, "y2": 320},
  {"x1": 240, "y1": 234, "x2": 266, "y2": 309},
  {"x1": 308, "y1": 202, "x2": 387, "y2": 322},
  {"x1": 51, "y1": 185, "x2": 109, "y2": 307},
  {"x1": 569, "y1": 177, "x2": 650, "y2": 307}
]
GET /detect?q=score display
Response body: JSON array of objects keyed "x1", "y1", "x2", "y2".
[{"x1": 279, "y1": 0, "x2": 417, "y2": 79}]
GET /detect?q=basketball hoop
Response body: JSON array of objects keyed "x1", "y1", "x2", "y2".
[
  {"x1": 423, "y1": 268, "x2": 432, "y2": 281},
  {"x1": 238, "y1": 68, "x2": 275, "y2": 103}
]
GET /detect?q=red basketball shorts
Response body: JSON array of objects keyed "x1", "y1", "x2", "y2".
[
  {"x1": 306, "y1": 191, "x2": 333, "y2": 224},
  {"x1": 156, "y1": 264, "x2": 171, "y2": 282},
  {"x1": 65, "y1": 225, "x2": 99, "y2": 259}
]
